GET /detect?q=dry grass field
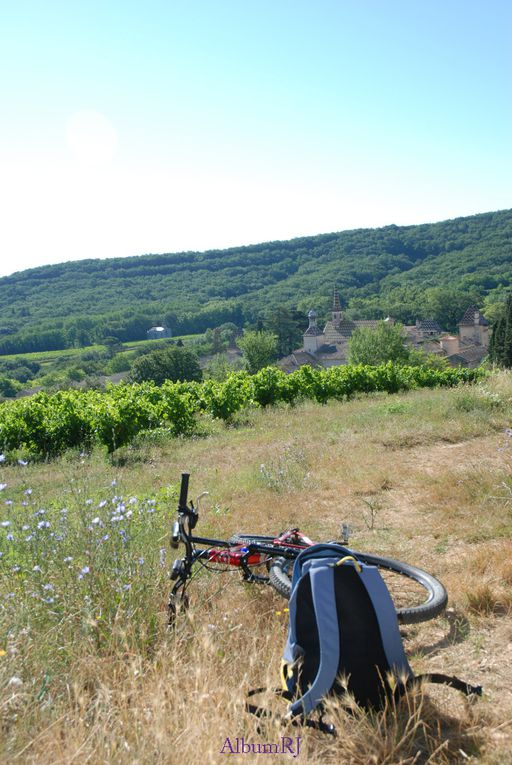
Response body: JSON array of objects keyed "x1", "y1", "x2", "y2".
[{"x1": 1, "y1": 373, "x2": 512, "y2": 764}]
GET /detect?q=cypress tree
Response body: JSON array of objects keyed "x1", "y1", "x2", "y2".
[
  {"x1": 503, "y1": 295, "x2": 512, "y2": 368},
  {"x1": 489, "y1": 316, "x2": 505, "y2": 365},
  {"x1": 489, "y1": 294, "x2": 512, "y2": 367}
]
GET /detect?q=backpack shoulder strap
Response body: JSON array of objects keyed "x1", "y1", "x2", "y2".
[
  {"x1": 288, "y1": 560, "x2": 341, "y2": 718},
  {"x1": 412, "y1": 673, "x2": 482, "y2": 697}
]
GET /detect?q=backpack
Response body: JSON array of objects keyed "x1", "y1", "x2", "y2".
[{"x1": 248, "y1": 544, "x2": 481, "y2": 733}]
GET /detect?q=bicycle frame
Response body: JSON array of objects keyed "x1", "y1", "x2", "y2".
[
  {"x1": 167, "y1": 472, "x2": 449, "y2": 626},
  {"x1": 168, "y1": 472, "x2": 313, "y2": 618}
]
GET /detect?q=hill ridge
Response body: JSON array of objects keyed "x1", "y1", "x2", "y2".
[{"x1": 0, "y1": 208, "x2": 510, "y2": 355}]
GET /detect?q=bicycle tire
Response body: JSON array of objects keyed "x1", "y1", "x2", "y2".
[{"x1": 268, "y1": 553, "x2": 447, "y2": 625}]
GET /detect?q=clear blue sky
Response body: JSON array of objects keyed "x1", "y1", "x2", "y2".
[{"x1": 0, "y1": 0, "x2": 510, "y2": 277}]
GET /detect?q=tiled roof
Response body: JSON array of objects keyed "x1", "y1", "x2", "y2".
[
  {"x1": 447, "y1": 345, "x2": 487, "y2": 366},
  {"x1": 416, "y1": 320, "x2": 442, "y2": 333},
  {"x1": 277, "y1": 351, "x2": 323, "y2": 372},
  {"x1": 459, "y1": 306, "x2": 489, "y2": 326},
  {"x1": 354, "y1": 320, "x2": 381, "y2": 329}
]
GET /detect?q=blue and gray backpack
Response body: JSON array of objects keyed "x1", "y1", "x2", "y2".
[{"x1": 248, "y1": 544, "x2": 481, "y2": 733}]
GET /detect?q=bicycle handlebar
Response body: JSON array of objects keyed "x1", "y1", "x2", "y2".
[{"x1": 179, "y1": 472, "x2": 190, "y2": 511}]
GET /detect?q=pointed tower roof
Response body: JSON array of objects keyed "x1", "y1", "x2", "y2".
[
  {"x1": 304, "y1": 308, "x2": 324, "y2": 336},
  {"x1": 332, "y1": 286, "x2": 342, "y2": 313}
]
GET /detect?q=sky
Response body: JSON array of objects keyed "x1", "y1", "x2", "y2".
[{"x1": 0, "y1": 0, "x2": 510, "y2": 278}]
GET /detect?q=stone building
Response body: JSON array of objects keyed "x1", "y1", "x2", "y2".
[
  {"x1": 279, "y1": 288, "x2": 393, "y2": 371},
  {"x1": 278, "y1": 289, "x2": 489, "y2": 371}
]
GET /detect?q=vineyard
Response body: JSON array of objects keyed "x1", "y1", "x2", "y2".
[{"x1": 0, "y1": 363, "x2": 483, "y2": 458}]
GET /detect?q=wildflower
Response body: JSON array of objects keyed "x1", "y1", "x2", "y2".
[
  {"x1": 37, "y1": 520, "x2": 50, "y2": 529},
  {"x1": 505, "y1": 428, "x2": 512, "y2": 437},
  {"x1": 0, "y1": 484, "x2": 7, "y2": 491},
  {"x1": 78, "y1": 566, "x2": 90, "y2": 579},
  {"x1": 25, "y1": 535, "x2": 34, "y2": 542},
  {"x1": 43, "y1": 597, "x2": 55, "y2": 604},
  {"x1": 4, "y1": 500, "x2": 13, "y2": 506},
  {"x1": 137, "y1": 557, "x2": 145, "y2": 566},
  {"x1": 21, "y1": 501, "x2": 28, "y2": 507},
  {"x1": 63, "y1": 556, "x2": 73, "y2": 563},
  {"x1": 0, "y1": 454, "x2": 5, "y2": 462},
  {"x1": 24, "y1": 488, "x2": 32, "y2": 495},
  {"x1": 18, "y1": 459, "x2": 28, "y2": 466},
  {"x1": 35, "y1": 509, "x2": 45, "y2": 516},
  {"x1": 22, "y1": 524, "x2": 29, "y2": 531},
  {"x1": 60, "y1": 508, "x2": 68, "y2": 514},
  {"x1": 6, "y1": 533, "x2": 14, "y2": 541},
  {"x1": 42, "y1": 583, "x2": 54, "y2": 591},
  {"x1": 12, "y1": 565, "x2": 21, "y2": 573},
  {"x1": 129, "y1": 496, "x2": 137, "y2": 505},
  {"x1": 85, "y1": 499, "x2": 93, "y2": 505},
  {"x1": 98, "y1": 500, "x2": 107, "y2": 508},
  {"x1": 8, "y1": 676, "x2": 23, "y2": 687},
  {"x1": 122, "y1": 583, "x2": 131, "y2": 591},
  {"x1": 1, "y1": 520, "x2": 10, "y2": 527},
  {"x1": 101, "y1": 533, "x2": 109, "y2": 542},
  {"x1": 33, "y1": 565, "x2": 42, "y2": 572},
  {"x1": 91, "y1": 517, "x2": 101, "y2": 526},
  {"x1": 111, "y1": 479, "x2": 117, "y2": 487}
]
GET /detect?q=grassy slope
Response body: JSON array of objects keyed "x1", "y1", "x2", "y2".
[{"x1": 1, "y1": 376, "x2": 512, "y2": 763}]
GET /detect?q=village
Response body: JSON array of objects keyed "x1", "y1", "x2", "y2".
[{"x1": 277, "y1": 288, "x2": 489, "y2": 371}]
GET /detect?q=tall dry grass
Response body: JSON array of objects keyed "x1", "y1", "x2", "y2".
[{"x1": 2, "y1": 373, "x2": 512, "y2": 763}]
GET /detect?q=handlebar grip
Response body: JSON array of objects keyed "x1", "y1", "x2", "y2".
[{"x1": 178, "y1": 472, "x2": 190, "y2": 510}]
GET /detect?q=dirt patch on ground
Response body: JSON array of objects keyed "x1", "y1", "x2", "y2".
[{"x1": 349, "y1": 432, "x2": 512, "y2": 760}]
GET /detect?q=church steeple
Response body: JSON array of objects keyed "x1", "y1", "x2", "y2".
[
  {"x1": 303, "y1": 308, "x2": 323, "y2": 353},
  {"x1": 332, "y1": 286, "x2": 343, "y2": 327}
]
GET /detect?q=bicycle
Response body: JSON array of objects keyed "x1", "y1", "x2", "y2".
[{"x1": 168, "y1": 472, "x2": 448, "y2": 626}]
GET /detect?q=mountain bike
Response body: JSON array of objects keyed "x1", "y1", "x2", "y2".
[{"x1": 168, "y1": 473, "x2": 448, "y2": 626}]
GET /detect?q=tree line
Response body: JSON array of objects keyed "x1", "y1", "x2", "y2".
[{"x1": 1, "y1": 209, "x2": 511, "y2": 356}]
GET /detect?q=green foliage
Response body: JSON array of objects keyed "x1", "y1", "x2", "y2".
[
  {"x1": 205, "y1": 353, "x2": 245, "y2": 381},
  {"x1": 0, "y1": 209, "x2": 510, "y2": 357},
  {"x1": 488, "y1": 294, "x2": 512, "y2": 367},
  {"x1": 263, "y1": 307, "x2": 305, "y2": 356},
  {"x1": 0, "y1": 377, "x2": 19, "y2": 397},
  {"x1": 237, "y1": 330, "x2": 278, "y2": 374},
  {"x1": 407, "y1": 349, "x2": 449, "y2": 370},
  {"x1": 129, "y1": 346, "x2": 202, "y2": 385},
  {"x1": 348, "y1": 322, "x2": 410, "y2": 365},
  {"x1": 0, "y1": 363, "x2": 484, "y2": 459}
]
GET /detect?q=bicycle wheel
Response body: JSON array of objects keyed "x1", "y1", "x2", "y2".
[{"x1": 269, "y1": 553, "x2": 448, "y2": 625}]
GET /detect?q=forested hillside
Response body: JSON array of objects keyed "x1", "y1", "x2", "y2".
[{"x1": 1, "y1": 209, "x2": 510, "y2": 354}]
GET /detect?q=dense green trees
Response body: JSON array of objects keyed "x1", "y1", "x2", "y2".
[
  {"x1": 0, "y1": 209, "x2": 511, "y2": 356},
  {"x1": 129, "y1": 346, "x2": 202, "y2": 385},
  {"x1": 488, "y1": 295, "x2": 512, "y2": 367},
  {"x1": 348, "y1": 322, "x2": 410, "y2": 365},
  {"x1": 237, "y1": 330, "x2": 278, "y2": 374}
]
